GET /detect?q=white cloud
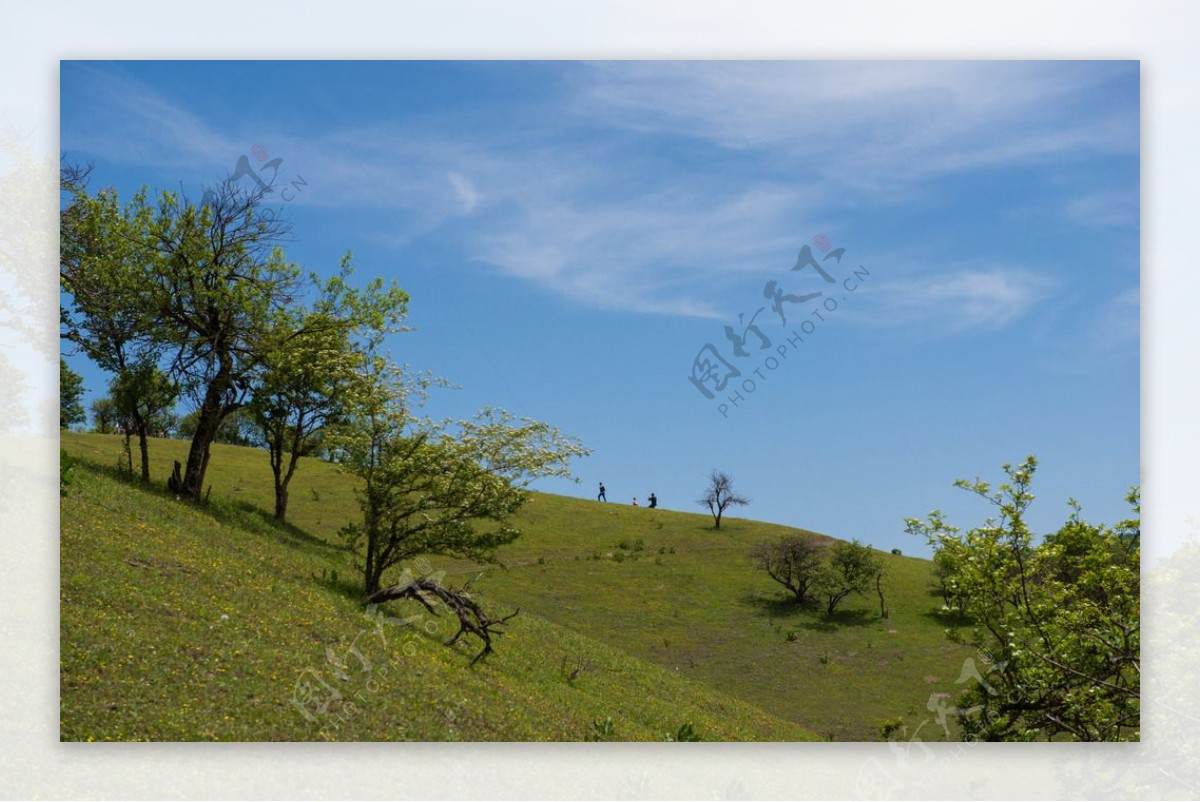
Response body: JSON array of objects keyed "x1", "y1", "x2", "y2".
[
  {"x1": 61, "y1": 64, "x2": 238, "y2": 168},
  {"x1": 868, "y1": 267, "x2": 1052, "y2": 331},
  {"x1": 447, "y1": 171, "x2": 481, "y2": 214},
  {"x1": 476, "y1": 179, "x2": 811, "y2": 319},
  {"x1": 577, "y1": 61, "x2": 1138, "y2": 194},
  {"x1": 62, "y1": 62, "x2": 1135, "y2": 325},
  {"x1": 1065, "y1": 190, "x2": 1140, "y2": 228}
]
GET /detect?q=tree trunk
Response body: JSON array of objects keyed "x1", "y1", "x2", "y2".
[
  {"x1": 876, "y1": 573, "x2": 888, "y2": 619},
  {"x1": 362, "y1": 475, "x2": 384, "y2": 595},
  {"x1": 274, "y1": 482, "x2": 289, "y2": 521},
  {"x1": 181, "y1": 359, "x2": 233, "y2": 500},
  {"x1": 122, "y1": 431, "x2": 133, "y2": 475},
  {"x1": 136, "y1": 419, "x2": 151, "y2": 482},
  {"x1": 270, "y1": 436, "x2": 303, "y2": 523}
]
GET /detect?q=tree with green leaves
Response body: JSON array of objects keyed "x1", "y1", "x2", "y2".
[
  {"x1": 61, "y1": 170, "x2": 171, "y2": 479},
  {"x1": 336, "y1": 358, "x2": 590, "y2": 595},
  {"x1": 813, "y1": 539, "x2": 884, "y2": 617},
  {"x1": 59, "y1": 359, "x2": 86, "y2": 429},
  {"x1": 906, "y1": 456, "x2": 1140, "y2": 741},
  {"x1": 249, "y1": 262, "x2": 408, "y2": 521},
  {"x1": 176, "y1": 407, "x2": 255, "y2": 447},
  {"x1": 90, "y1": 395, "x2": 120, "y2": 434},
  {"x1": 750, "y1": 534, "x2": 825, "y2": 605},
  {"x1": 108, "y1": 364, "x2": 179, "y2": 480},
  {"x1": 137, "y1": 178, "x2": 306, "y2": 499},
  {"x1": 61, "y1": 169, "x2": 408, "y2": 502}
]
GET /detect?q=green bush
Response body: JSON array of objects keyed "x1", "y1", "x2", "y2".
[
  {"x1": 60, "y1": 449, "x2": 77, "y2": 495},
  {"x1": 667, "y1": 722, "x2": 702, "y2": 742}
]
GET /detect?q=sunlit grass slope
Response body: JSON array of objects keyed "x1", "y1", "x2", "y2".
[
  {"x1": 60, "y1": 436, "x2": 814, "y2": 741},
  {"x1": 62, "y1": 432, "x2": 972, "y2": 740}
]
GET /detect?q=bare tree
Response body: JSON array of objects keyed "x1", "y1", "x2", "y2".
[
  {"x1": 750, "y1": 534, "x2": 825, "y2": 604},
  {"x1": 697, "y1": 469, "x2": 749, "y2": 529}
]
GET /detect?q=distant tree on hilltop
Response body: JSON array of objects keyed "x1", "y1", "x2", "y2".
[{"x1": 698, "y1": 469, "x2": 748, "y2": 529}]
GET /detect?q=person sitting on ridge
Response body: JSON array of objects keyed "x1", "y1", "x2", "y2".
[
  {"x1": 632, "y1": 497, "x2": 638, "y2": 507},
  {"x1": 647, "y1": 493, "x2": 657, "y2": 509}
]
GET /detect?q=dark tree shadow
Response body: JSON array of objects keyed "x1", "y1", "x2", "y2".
[
  {"x1": 70, "y1": 455, "x2": 347, "y2": 559},
  {"x1": 311, "y1": 569, "x2": 367, "y2": 602},
  {"x1": 745, "y1": 593, "x2": 817, "y2": 619},
  {"x1": 919, "y1": 608, "x2": 974, "y2": 627},
  {"x1": 799, "y1": 608, "x2": 878, "y2": 631}
]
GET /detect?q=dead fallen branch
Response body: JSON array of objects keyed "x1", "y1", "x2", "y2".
[{"x1": 366, "y1": 577, "x2": 519, "y2": 666}]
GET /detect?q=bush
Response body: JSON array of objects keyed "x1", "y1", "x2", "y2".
[
  {"x1": 666, "y1": 722, "x2": 702, "y2": 742},
  {"x1": 588, "y1": 717, "x2": 615, "y2": 741},
  {"x1": 60, "y1": 449, "x2": 77, "y2": 495}
]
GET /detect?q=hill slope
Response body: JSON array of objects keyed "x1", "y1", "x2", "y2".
[
  {"x1": 61, "y1": 433, "x2": 973, "y2": 740},
  {"x1": 60, "y1": 452, "x2": 816, "y2": 741}
]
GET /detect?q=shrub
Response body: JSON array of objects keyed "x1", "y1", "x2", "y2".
[
  {"x1": 60, "y1": 449, "x2": 77, "y2": 495},
  {"x1": 588, "y1": 716, "x2": 615, "y2": 741},
  {"x1": 667, "y1": 722, "x2": 702, "y2": 742}
]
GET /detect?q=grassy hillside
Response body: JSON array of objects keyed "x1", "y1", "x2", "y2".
[
  {"x1": 60, "y1": 450, "x2": 815, "y2": 741},
  {"x1": 61, "y1": 433, "x2": 972, "y2": 740}
]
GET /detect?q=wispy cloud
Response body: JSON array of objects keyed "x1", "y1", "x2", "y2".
[
  {"x1": 60, "y1": 63, "x2": 238, "y2": 168},
  {"x1": 447, "y1": 172, "x2": 480, "y2": 214},
  {"x1": 475, "y1": 177, "x2": 813, "y2": 318},
  {"x1": 63, "y1": 61, "x2": 1135, "y2": 329},
  {"x1": 1064, "y1": 190, "x2": 1140, "y2": 229},
  {"x1": 576, "y1": 61, "x2": 1138, "y2": 194},
  {"x1": 865, "y1": 266, "x2": 1053, "y2": 332}
]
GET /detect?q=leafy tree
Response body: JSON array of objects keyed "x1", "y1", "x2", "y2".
[
  {"x1": 61, "y1": 171, "x2": 406, "y2": 502},
  {"x1": 62, "y1": 174, "x2": 293, "y2": 498},
  {"x1": 177, "y1": 407, "x2": 256, "y2": 447},
  {"x1": 136, "y1": 178, "x2": 304, "y2": 500},
  {"x1": 906, "y1": 456, "x2": 1140, "y2": 741},
  {"x1": 61, "y1": 171, "x2": 169, "y2": 479},
  {"x1": 90, "y1": 395, "x2": 120, "y2": 434},
  {"x1": 249, "y1": 260, "x2": 408, "y2": 521},
  {"x1": 336, "y1": 359, "x2": 589, "y2": 595},
  {"x1": 814, "y1": 539, "x2": 883, "y2": 617},
  {"x1": 59, "y1": 359, "x2": 86, "y2": 429},
  {"x1": 750, "y1": 534, "x2": 825, "y2": 604},
  {"x1": 109, "y1": 364, "x2": 179, "y2": 480},
  {"x1": 697, "y1": 469, "x2": 749, "y2": 529}
]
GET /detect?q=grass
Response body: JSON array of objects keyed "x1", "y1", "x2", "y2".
[
  {"x1": 60, "y1": 436, "x2": 813, "y2": 741},
  {"x1": 61, "y1": 432, "x2": 974, "y2": 740}
]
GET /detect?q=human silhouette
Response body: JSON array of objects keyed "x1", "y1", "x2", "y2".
[
  {"x1": 632, "y1": 497, "x2": 638, "y2": 507},
  {"x1": 598, "y1": 482, "x2": 607, "y2": 502},
  {"x1": 647, "y1": 493, "x2": 657, "y2": 509}
]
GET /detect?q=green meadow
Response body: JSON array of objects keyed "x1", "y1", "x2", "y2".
[{"x1": 61, "y1": 432, "x2": 973, "y2": 741}]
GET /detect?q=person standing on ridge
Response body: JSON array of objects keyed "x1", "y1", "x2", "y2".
[{"x1": 598, "y1": 482, "x2": 607, "y2": 502}]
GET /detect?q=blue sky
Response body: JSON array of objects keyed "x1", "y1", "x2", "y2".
[{"x1": 60, "y1": 60, "x2": 1139, "y2": 556}]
